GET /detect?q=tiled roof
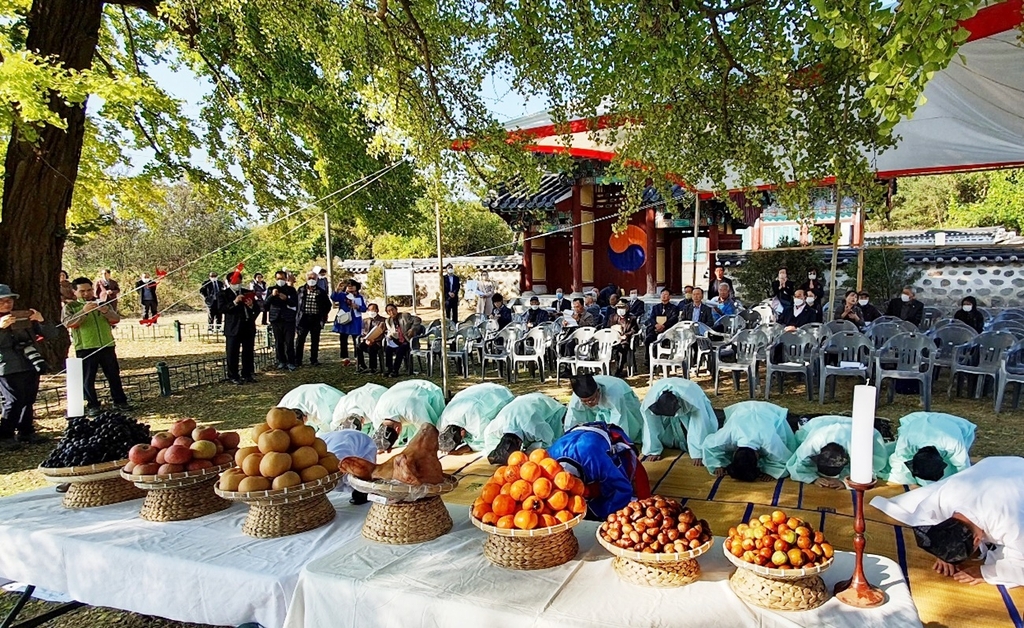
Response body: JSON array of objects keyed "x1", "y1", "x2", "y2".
[
  {"x1": 485, "y1": 174, "x2": 573, "y2": 212},
  {"x1": 864, "y1": 226, "x2": 1024, "y2": 246},
  {"x1": 716, "y1": 246, "x2": 1023, "y2": 267},
  {"x1": 341, "y1": 255, "x2": 523, "y2": 273}
]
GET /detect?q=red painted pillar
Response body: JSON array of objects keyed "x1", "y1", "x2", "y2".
[
  {"x1": 571, "y1": 185, "x2": 583, "y2": 292},
  {"x1": 521, "y1": 230, "x2": 533, "y2": 291},
  {"x1": 708, "y1": 220, "x2": 720, "y2": 290},
  {"x1": 645, "y1": 206, "x2": 657, "y2": 295}
]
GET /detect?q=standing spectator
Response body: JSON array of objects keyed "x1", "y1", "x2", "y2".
[
  {"x1": 800, "y1": 268, "x2": 826, "y2": 302},
  {"x1": 474, "y1": 272, "x2": 495, "y2": 315},
  {"x1": 218, "y1": 271, "x2": 260, "y2": 384},
  {"x1": 551, "y1": 288, "x2": 572, "y2": 313},
  {"x1": 356, "y1": 303, "x2": 386, "y2": 374},
  {"x1": 857, "y1": 291, "x2": 882, "y2": 323},
  {"x1": 286, "y1": 271, "x2": 298, "y2": 289},
  {"x1": 295, "y1": 271, "x2": 331, "y2": 367},
  {"x1": 678, "y1": 287, "x2": 715, "y2": 327},
  {"x1": 251, "y1": 273, "x2": 268, "y2": 325},
  {"x1": 135, "y1": 272, "x2": 158, "y2": 319},
  {"x1": 597, "y1": 282, "x2": 618, "y2": 308},
  {"x1": 489, "y1": 294, "x2": 513, "y2": 330},
  {"x1": 316, "y1": 266, "x2": 330, "y2": 292},
  {"x1": 525, "y1": 295, "x2": 550, "y2": 328},
  {"x1": 58, "y1": 270, "x2": 76, "y2": 305},
  {"x1": 266, "y1": 270, "x2": 298, "y2": 370},
  {"x1": 383, "y1": 303, "x2": 411, "y2": 377},
  {"x1": 839, "y1": 290, "x2": 866, "y2": 330},
  {"x1": 62, "y1": 278, "x2": 129, "y2": 414},
  {"x1": 332, "y1": 279, "x2": 367, "y2": 360},
  {"x1": 954, "y1": 296, "x2": 985, "y2": 333},
  {"x1": 771, "y1": 268, "x2": 795, "y2": 306},
  {"x1": 94, "y1": 269, "x2": 120, "y2": 308},
  {"x1": 708, "y1": 264, "x2": 734, "y2": 298},
  {"x1": 0, "y1": 285, "x2": 56, "y2": 449},
  {"x1": 443, "y1": 263, "x2": 461, "y2": 323},
  {"x1": 200, "y1": 271, "x2": 223, "y2": 332},
  {"x1": 644, "y1": 288, "x2": 679, "y2": 347},
  {"x1": 885, "y1": 286, "x2": 924, "y2": 327},
  {"x1": 682, "y1": 285, "x2": 694, "y2": 303}
]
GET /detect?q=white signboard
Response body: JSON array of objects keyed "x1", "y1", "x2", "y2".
[{"x1": 384, "y1": 268, "x2": 417, "y2": 312}]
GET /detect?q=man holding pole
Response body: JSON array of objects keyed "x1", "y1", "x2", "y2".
[{"x1": 62, "y1": 278, "x2": 130, "y2": 415}]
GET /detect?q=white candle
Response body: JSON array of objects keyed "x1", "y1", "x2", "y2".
[
  {"x1": 66, "y1": 357, "x2": 85, "y2": 418},
  {"x1": 850, "y1": 384, "x2": 876, "y2": 484}
]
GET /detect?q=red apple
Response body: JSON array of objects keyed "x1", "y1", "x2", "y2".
[
  {"x1": 173, "y1": 436, "x2": 194, "y2": 448},
  {"x1": 128, "y1": 444, "x2": 158, "y2": 465},
  {"x1": 192, "y1": 426, "x2": 218, "y2": 442},
  {"x1": 164, "y1": 444, "x2": 192, "y2": 465},
  {"x1": 218, "y1": 432, "x2": 241, "y2": 450},
  {"x1": 170, "y1": 418, "x2": 197, "y2": 438},
  {"x1": 151, "y1": 432, "x2": 174, "y2": 449},
  {"x1": 215, "y1": 441, "x2": 225, "y2": 454},
  {"x1": 190, "y1": 440, "x2": 217, "y2": 460},
  {"x1": 158, "y1": 463, "x2": 184, "y2": 475},
  {"x1": 212, "y1": 453, "x2": 234, "y2": 466},
  {"x1": 156, "y1": 448, "x2": 168, "y2": 465},
  {"x1": 134, "y1": 462, "x2": 160, "y2": 476},
  {"x1": 186, "y1": 460, "x2": 214, "y2": 472}
]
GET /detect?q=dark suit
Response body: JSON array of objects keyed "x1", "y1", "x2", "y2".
[
  {"x1": 266, "y1": 285, "x2": 298, "y2": 366},
  {"x1": 526, "y1": 308, "x2": 550, "y2": 327},
  {"x1": 780, "y1": 305, "x2": 819, "y2": 328},
  {"x1": 885, "y1": 298, "x2": 924, "y2": 327},
  {"x1": 861, "y1": 303, "x2": 882, "y2": 323},
  {"x1": 218, "y1": 289, "x2": 260, "y2": 380},
  {"x1": 678, "y1": 302, "x2": 716, "y2": 327},
  {"x1": 552, "y1": 297, "x2": 572, "y2": 313},
  {"x1": 200, "y1": 279, "x2": 223, "y2": 329},
  {"x1": 708, "y1": 277, "x2": 734, "y2": 298},
  {"x1": 644, "y1": 302, "x2": 679, "y2": 344},
  {"x1": 490, "y1": 304, "x2": 512, "y2": 330},
  {"x1": 771, "y1": 279, "x2": 795, "y2": 305},
  {"x1": 443, "y1": 274, "x2": 461, "y2": 322},
  {"x1": 135, "y1": 279, "x2": 158, "y2": 318},
  {"x1": 295, "y1": 286, "x2": 332, "y2": 365}
]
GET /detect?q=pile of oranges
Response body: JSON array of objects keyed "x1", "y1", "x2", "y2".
[{"x1": 471, "y1": 449, "x2": 587, "y2": 530}]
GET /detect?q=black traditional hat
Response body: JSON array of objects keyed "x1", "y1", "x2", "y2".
[
  {"x1": 649, "y1": 390, "x2": 680, "y2": 417},
  {"x1": 727, "y1": 447, "x2": 760, "y2": 482},
  {"x1": 907, "y1": 446, "x2": 946, "y2": 482},
  {"x1": 570, "y1": 374, "x2": 599, "y2": 399},
  {"x1": 914, "y1": 518, "x2": 975, "y2": 564},
  {"x1": 811, "y1": 442, "x2": 849, "y2": 478},
  {"x1": 487, "y1": 433, "x2": 523, "y2": 465},
  {"x1": 438, "y1": 425, "x2": 465, "y2": 454}
]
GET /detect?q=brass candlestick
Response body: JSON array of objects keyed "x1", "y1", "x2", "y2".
[{"x1": 834, "y1": 478, "x2": 886, "y2": 607}]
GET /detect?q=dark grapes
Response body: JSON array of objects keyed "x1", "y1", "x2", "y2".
[{"x1": 41, "y1": 411, "x2": 151, "y2": 468}]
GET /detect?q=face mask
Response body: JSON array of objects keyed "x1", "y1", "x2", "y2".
[
  {"x1": 808, "y1": 274, "x2": 816, "y2": 280},
  {"x1": 530, "y1": 304, "x2": 539, "y2": 310},
  {"x1": 230, "y1": 284, "x2": 241, "y2": 291},
  {"x1": 901, "y1": 294, "x2": 911, "y2": 303},
  {"x1": 962, "y1": 304, "x2": 973, "y2": 312},
  {"x1": 307, "y1": 279, "x2": 317, "y2": 287},
  {"x1": 617, "y1": 309, "x2": 627, "y2": 316},
  {"x1": 858, "y1": 299, "x2": 868, "y2": 306},
  {"x1": 556, "y1": 292, "x2": 563, "y2": 299},
  {"x1": 276, "y1": 280, "x2": 286, "y2": 287},
  {"x1": 447, "y1": 269, "x2": 453, "y2": 275},
  {"x1": 806, "y1": 295, "x2": 816, "y2": 304},
  {"x1": 794, "y1": 298, "x2": 805, "y2": 307}
]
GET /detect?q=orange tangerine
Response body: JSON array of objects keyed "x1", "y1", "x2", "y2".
[
  {"x1": 569, "y1": 477, "x2": 585, "y2": 496},
  {"x1": 500, "y1": 482, "x2": 512, "y2": 495},
  {"x1": 539, "y1": 458, "x2": 563, "y2": 480},
  {"x1": 540, "y1": 514, "x2": 558, "y2": 528},
  {"x1": 480, "y1": 482, "x2": 502, "y2": 503},
  {"x1": 554, "y1": 471, "x2": 575, "y2": 491},
  {"x1": 493, "y1": 466, "x2": 509, "y2": 484},
  {"x1": 509, "y1": 479, "x2": 533, "y2": 501},
  {"x1": 496, "y1": 515, "x2": 515, "y2": 529},
  {"x1": 528, "y1": 448, "x2": 548, "y2": 463},
  {"x1": 519, "y1": 461, "x2": 542, "y2": 483},
  {"x1": 482, "y1": 512, "x2": 498, "y2": 525},
  {"x1": 532, "y1": 477, "x2": 553, "y2": 500},
  {"x1": 514, "y1": 509, "x2": 539, "y2": 530},
  {"x1": 502, "y1": 465, "x2": 521, "y2": 484},
  {"x1": 546, "y1": 490, "x2": 569, "y2": 511},
  {"x1": 491, "y1": 494, "x2": 517, "y2": 517},
  {"x1": 507, "y1": 451, "x2": 528, "y2": 466},
  {"x1": 554, "y1": 510, "x2": 573, "y2": 523},
  {"x1": 521, "y1": 495, "x2": 543, "y2": 512},
  {"x1": 569, "y1": 494, "x2": 587, "y2": 515},
  {"x1": 471, "y1": 501, "x2": 492, "y2": 520}
]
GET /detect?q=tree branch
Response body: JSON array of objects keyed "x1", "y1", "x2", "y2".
[
  {"x1": 702, "y1": 9, "x2": 756, "y2": 80},
  {"x1": 698, "y1": 0, "x2": 766, "y2": 16},
  {"x1": 106, "y1": 0, "x2": 160, "y2": 16},
  {"x1": 120, "y1": 6, "x2": 143, "y2": 76}
]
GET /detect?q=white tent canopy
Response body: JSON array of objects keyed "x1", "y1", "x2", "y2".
[{"x1": 501, "y1": 1, "x2": 1024, "y2": 185}]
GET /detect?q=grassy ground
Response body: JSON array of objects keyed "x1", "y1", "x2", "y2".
[{"x1": 2, "y1": 308, "x2": 1022, "y2": 626}]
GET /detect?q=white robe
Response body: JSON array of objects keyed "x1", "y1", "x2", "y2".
[
  {"x1": 278, "y1": 384, "x2": 345, "y2": 434},
  {"x1": 871, "y1": 456, "x2": 1024, "y2": 588}
]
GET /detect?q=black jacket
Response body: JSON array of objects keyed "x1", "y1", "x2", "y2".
[
  {"x1": 861, "y1": 303, "x2": 882, "y2": 323},
  {"x1": 200, "y1": 279, "x2": 223, "y2": 308},
  {"x1": 217, "y1": 289, "x2": 260, "y2": 337},
  {"x1": 678, "y1": 302, "x2": 716, "y2": 327},
  {"x1": 597, "y1": 285, "x2": 618, "y2": 308},
  {"x1": 552, "y1": 297, "x2": 572, "y2": 312},
  {"x1": 954, "y1": 308, "x2": 985, "y2": 333},
  {"x1": 646, "y1": 302, "x2": 679, "y2": 334},
  {"x1": 780, "y1": 305, "x2": 819, "y2": 328},
  {"x1": 135, "y1": 279, "x2": 158, "y2": 304},
  {"x1": 266, "y1": 285, "x2": 298, "y2": 323},
  {"x1": 526, "y1": 308, "x2": 550, "y2": 327},
  {"x1": 490, "y1": 304, "x2": 513, "y2": 330},
  {"x1": 799, "y1": 280, "x2": 826, "y2": 301},
  {"x1": 296, "y1": 286, "x2": 332, "y2": 324},
  {"x1": 885, "y1": 298, "x2": 924, "y2": 327},
  {"x1": 708, "y1": 277, "x2": 734, "y2": 298},
  {"x1": 771, "y1": 279, "x2": 795, "y2": 304},
  {"x1": 443, "y1": 274, "x2": 461, "y2": 303}
]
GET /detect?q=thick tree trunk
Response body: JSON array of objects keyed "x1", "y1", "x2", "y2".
[{"x1": 0, "y1": 0, "x2": 105, "y2": 367}]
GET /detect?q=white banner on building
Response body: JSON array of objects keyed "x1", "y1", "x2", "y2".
[{"x1": 384, "y1": 268, "x2": 417, "y2": 313}]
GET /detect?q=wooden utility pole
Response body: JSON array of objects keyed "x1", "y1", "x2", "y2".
[{"x1": 435, "y1": 200, "x2": 450, "y2": 396}]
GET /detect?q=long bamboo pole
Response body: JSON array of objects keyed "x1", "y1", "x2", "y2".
[{"x1": 435, "y1": 200, "x2": 450, "y2": 396}]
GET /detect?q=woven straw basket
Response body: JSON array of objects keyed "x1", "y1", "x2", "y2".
[
  {"x1": 216, "y1": 471, "x2": 342, "y2": 538},
  {"x1": 39, "y1": 460, "x2": 144, "y2": 509},
  {"x1": 122, "y1": 463, "x2": 232, "y2": 522},
  {"x1": 724, "y1": 545, "x2": 833, "y2": 611},
  {"x1": 349, "y1": 474, "x2": 460, "y2": 545},
  {"x1": 598, "y1": 533, "x2": 713, "y2": 587},
  {"x1": 471, "y1": 514, "x2": 584, "y2": 570}
]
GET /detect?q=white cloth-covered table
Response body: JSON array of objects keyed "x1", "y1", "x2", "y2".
[
  {"x1": 0, "y1": 488, "x2": 368, "y2": 628},
  {"x1": 284, "y1": 505, "x2": 921, "y2": 628}
]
